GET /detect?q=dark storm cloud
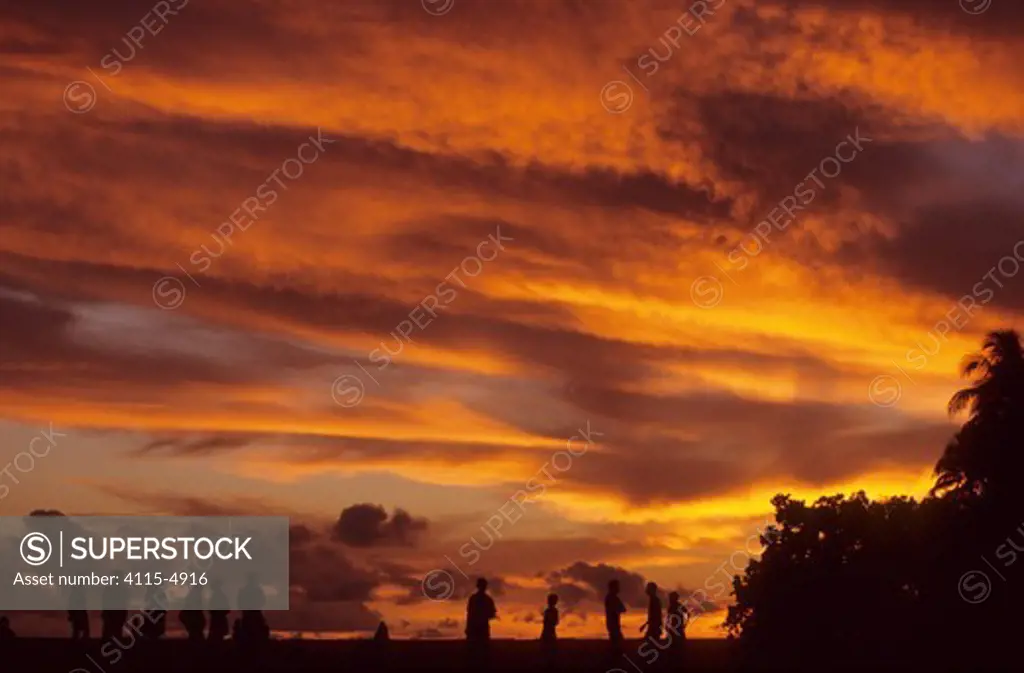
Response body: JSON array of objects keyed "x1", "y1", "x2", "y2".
[
  {"x1": 0, "y1": 111, "x2": 730, "y2": 257},
  {"x1": 327, "y1": 135, "x2": 731, "y2": 220},
  {"x1": 666, "y1": 89, "x2": 1024, "y2": 316},
  {"x1": 546, "y1": 384, "x2": 952, "y2": 503},
  {"x1": 666, "y1": 91, "x2": 880, "y2": 210},
  {"x1": 0, "y1": 288, "x2": 244, "y2": 391},
  {"x1": 95, "y1": 484, "x2": 291, "y2": 517},
  {"x1": 0, "y1": 277, "x2": 341, "y2": 405},
  {"x1": 548, "y1": 562, "x2": 649, "y2": 608},
  {"x1": 449, "y1": 576, "x2": 509, "y2": 600},
  {"x1": 767, "y1": 0, "x2": 1024, "y2": 37},
  {"x1": 0, "y1": 0, "x2": 327, "y2": 73},
  {"x1": 393, "y1": 572, "x2": 510, "y2": 606},
  {"x1": 333, "y1": 504, "x2": 429, "y2": 548},
  {"x1": 839, "y1": 199, "x2": 1024, "y2": 313},
  {"x1": 816, "y1": 131, "x2": 1024, "y2": 310},
  {"x1": 289, "y1": 523, "x2": 317, "y2": 548},
  {"x1": 138, "y1": 433, "x2": 266, "y2": 456},
  {"x1": 548, "y1": 582, "x2": 591, "y2": 608},
  {"x1": 291, "y1": 541, "x2": 381, "y2": 603},
  {"x1": 669, "y1": 91, "x2": 1016, "y2": 223}
]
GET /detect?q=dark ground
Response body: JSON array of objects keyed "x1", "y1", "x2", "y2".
[
  {"x1": 3, "y1": 638, "x2": 739, "y2": 673},
  {"x1": 0, "y1": 637, "x2": 999, "y2": 673}
]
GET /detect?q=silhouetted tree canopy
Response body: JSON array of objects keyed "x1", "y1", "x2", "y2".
[{"x1": 727, "y1": 330, "x2": 1024, "y2": 669}]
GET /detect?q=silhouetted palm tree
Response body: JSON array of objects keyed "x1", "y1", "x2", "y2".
[
  {"x1": 933, "y1": 329, "x2": 1024, "y2": 500},
  {"x1": 948, "y1": 329, "x2": 1024, "y2": 417}
]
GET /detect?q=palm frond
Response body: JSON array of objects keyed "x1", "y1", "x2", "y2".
[{"x1": 947, "y1": 389, "x2": 976, "y2": 417}]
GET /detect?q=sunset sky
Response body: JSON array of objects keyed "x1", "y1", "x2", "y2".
[{"x1": 2, "y1": 0, "x2": 1023, "y2": 639}]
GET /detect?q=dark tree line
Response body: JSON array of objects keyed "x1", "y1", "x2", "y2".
[{"x1": 727, "y1": 330, "x2": 1024, "y2": 669}]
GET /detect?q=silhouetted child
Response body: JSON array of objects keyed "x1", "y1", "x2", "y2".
[
  {"x1": 372, "y1": 618, "x2": 391, "y2": 655},
  {"x1": 605, "y1": 579, "x2": 626, "y2": 658},
  {"x1": 0, "y1": 617, "x2": 14, "y2": 640},
  {"x1": 666, "y1": 591, "x2": 688, "y2": 662},
  {"x1": 641, "y1": 582, "x2": 663, "y2": 642},
  {"x1": 541, "y1": 593, "x2": 559, "y2": 667},
  {"x1": 466, "y1": 578, "x2": 497, "y2": 668}
]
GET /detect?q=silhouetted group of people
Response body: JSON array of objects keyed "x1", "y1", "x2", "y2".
[
  {"x1": 180, "y1": 584, "x2": 237, "y2": 641},
  {"x1": 49, "y1": 578, "x2": 271, "y2": 646},
  {"x1": 71, "y1": 607, "x2": 269, "y2": 645},
  {"x1": 607, "y1": 580, "x2": 689, "y2": 660},
  {"x1": 463, "y1": 577, "x2": 688, "y2": 668}
]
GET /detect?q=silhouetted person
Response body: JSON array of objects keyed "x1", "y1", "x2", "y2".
[
  {"x1": 100, "y1": 609, "x2": 126, "y2": 640},
  {"x1": 68, "y1": 585, "x2": 89, "y2": 639},
  {"x1": 235, "y1": 574, "x2": 269, "y2": 649},
  {"x1": 100, "y1": 578, "x2": 127, "y2": 641},
  {"x1": 207, "y1": 581, "x2": 230, "y2": 642},
  {"x1": 180, "y1": 585, "x2": 206, "y2": 641},
  {"x1": 0, "y1": 617, "x2": 14, "y2": 640},
  {"x1": 236, "y1": 611, "x2": 270, "y2": 647},
  {"x1": 238, "y1": 573, "x2": 266, "y2": 610},
  {"x1": 371, "y1": 620, "x2": 391, "y2": 664},
  {"x1": 605, "y1": 579, "x2": 626, "y2": 657},
  {"x1": 140, "y1": 585, "x2": 167, "y2": 640},
  {"x1": 466, "y1": 578, "x2": 497, "y2": 667},
  {"x1": 641, "y1": 582, "x2": 663, "y2": 642},
  {"x1": 541, "y1": 593, "x2": 559, "y2": 668},
  {"x1": 232, "y1": 617, "x2": 242, "y2": 642},
  {"x1": 666, "y1": 591, "x2": 688, "y2": 662},
  {"x1": 100, "y1": 574, "x2": 128, "y2": 640},
  {"x1": 68, "y1": 610, "x2": 89, "y2": 640},
  {"x1": 139, "y1": 610, "x2": 166, "y2": 640}
]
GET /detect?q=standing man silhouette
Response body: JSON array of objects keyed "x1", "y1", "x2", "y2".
[
  {"x1": 237, "y1": 573, "x2": 270, "y2": 646},
  {"x1": 207, "y1": 580, "x2": 230, "y2": 642},
  {"x1": 67, "y1": 585, "x2": 89, "y2": 640},
  {"x1": 641, "y1": 582, "x2": 663, "y2": 643},
  {"x1": 541, "y1": 593, "x2": 559, "y2": 669},
  {"x1": 466, "y1": 578, "x2": 497, "y2": 668},
  {"x1": 605, "y1": 579, "x2": 626, "y2": 657},
  {"x1": 180, "y1": 585, "x2": 206, "y2": 641},
  {"x1": 101, "y1": 575, "x2": 128, "y2": 641},
  {"x1": 140, "y1": 584, "x2": 167, "y2": 640}
]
